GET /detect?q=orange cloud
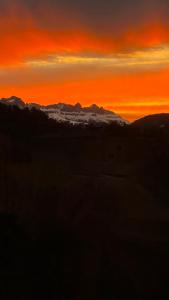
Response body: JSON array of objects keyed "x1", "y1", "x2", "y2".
[
  {"x1": 123, "y1": 23, "x2": 169, "y2": 48},
  {"x1": 0, "y1": 12, "x2": 169, "y2": 66}
]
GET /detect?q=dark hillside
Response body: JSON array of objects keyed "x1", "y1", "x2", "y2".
[
  {"x1": 132, "y1": 113, "x2": 169, "y2": 128},
  {"x1": 0, "y1": 104, "x2": 169, "y2": 299}
]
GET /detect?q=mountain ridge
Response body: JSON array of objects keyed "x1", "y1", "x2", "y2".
[
  {"x1": 0, "y1": 96, "x2": 128, "y2": 125},
  {"x1": 132, "y1": 113, "x2": 169, "y2": 128}
]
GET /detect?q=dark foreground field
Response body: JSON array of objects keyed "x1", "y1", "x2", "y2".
[{"x1": 0, "y1": 105, "x2": 169, "y2": 299}]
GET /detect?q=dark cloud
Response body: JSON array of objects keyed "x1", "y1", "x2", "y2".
[
  {"x1": 0, "y1": 0, "x2": 169, "y2": 60},
  {"x1": 1, "y1": 0, "x2": 169, "y2": 33},
  {"x1": 26, "y1": 0, "x2": 169, "y2": 32}
]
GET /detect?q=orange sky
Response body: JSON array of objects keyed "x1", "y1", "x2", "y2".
[{"x1": 1, "y1": 0, "x2": 169, "y2": 121}]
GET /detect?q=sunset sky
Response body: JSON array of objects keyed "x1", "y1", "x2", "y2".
[{"x1": 1, "y1": 0, "x2": 169, "y2": 120}]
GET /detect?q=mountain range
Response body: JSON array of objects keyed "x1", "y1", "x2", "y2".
[
  {"x1": 0, "y1": 96, "x2": 128, "y2": 125},
  {"x1": 1, "y1": 96, "x2": 169, "y2": 129}
]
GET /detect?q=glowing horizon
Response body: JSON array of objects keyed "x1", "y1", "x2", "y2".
[{"x1": 1, "y1": 0, "x2": 169, "y2": 121}]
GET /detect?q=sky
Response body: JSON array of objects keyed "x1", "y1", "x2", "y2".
[{"x1": 1, "y1": 0, "x2": 169, "y2": 120}]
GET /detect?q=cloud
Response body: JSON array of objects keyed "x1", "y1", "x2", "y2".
[{"x1": 0, "y1": 0, "x2": 169, "y2": 66}]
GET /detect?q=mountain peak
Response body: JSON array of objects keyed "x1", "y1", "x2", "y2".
[
  {"x1": 75, "y1": 102, "x2": 82, "y2": 109},
  {"x1": 0, "y1": 96, "x2": 25, "y2": 108},
  {"x1": 90, "y1": 104, "x2": 99, "y2": 109},
  {"x1": 0, "y1": 96, "x2": 128, "y2": 125}
]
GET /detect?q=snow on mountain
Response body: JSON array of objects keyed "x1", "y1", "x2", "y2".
[
  {"x1": 42, "y1": 103, "x2": 128, "y2": 125},
  {"x1": 0, "y1": 96, "x2": 25, "y2": 108},
  {"x1": 42, "y1": 107, "x2": 126, "y2": 125},
  {"x1": 0, "y1": 96, "x2": 128, "y2": 125}
]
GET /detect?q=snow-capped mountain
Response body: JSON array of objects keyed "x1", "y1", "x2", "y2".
[
  {"x1": 41, "y1": 103, "x2": 128, "y2": 125},
  {"x1": 0, "y1": 96, "x2": 25, "y2": 108},
  {"x1": 0, "y1": 96, "x2": 128, "y2": 125}
]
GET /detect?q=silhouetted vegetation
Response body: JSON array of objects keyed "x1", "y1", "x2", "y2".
[{"x1": 0, "y1": 104, "x2": 169, "y2": 299}]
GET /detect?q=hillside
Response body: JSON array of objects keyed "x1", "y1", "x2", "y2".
[
  {"x1": 0, "y1": 104, "x2": 169, "y2": 299},
  {"x1": 132, "y1": 113, "x2": 169, "y2": 128}
]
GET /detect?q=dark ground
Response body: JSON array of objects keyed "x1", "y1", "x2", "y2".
[{"x1": 0, "y1": 104, "x2": 169, "y2": 299}]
